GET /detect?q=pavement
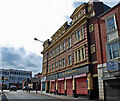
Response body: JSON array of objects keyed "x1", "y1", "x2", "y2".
[
  {"x1": 30, "y1": 90, "x2": 77, "y2": 100},
  {"x1": 28, "y1": 90, "x2": 101, "y2": 101},
  {"x1": 0, "y1": 90, "x2": 102, "y2": 101},
  {"x1": 0, "y1": 92, "x2": 1, "y2": 101}
]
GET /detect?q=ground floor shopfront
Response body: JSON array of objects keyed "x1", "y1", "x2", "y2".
[
  {"x1": 46, "y1": 65, "x2": 98, "y2": 99},
  {"x1": 97, "y1": 61, "x2": 120, "y2": 101},
  {"x1": 41, "y1": 77, "x2": 46, "y2": 92}
]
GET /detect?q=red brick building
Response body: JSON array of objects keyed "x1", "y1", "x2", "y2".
[
  {"x1": 41, "y1": 0, "x2": 110, "y2": 100},
  {"x1": 94, "y1": 3, "x2": 120, "y2": 100}
]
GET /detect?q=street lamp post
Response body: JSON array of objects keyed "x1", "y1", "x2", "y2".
[
  {"x1": 34, "y1": 38, "x2": 43, "y2": 93},
  {"x1": 34, "y1": 38, "x2": 44, "y2": 43}
]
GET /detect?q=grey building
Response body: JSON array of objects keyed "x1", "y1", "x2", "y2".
[{"x1": 0, "y1": 69, "x2": 32, "y2": 89}]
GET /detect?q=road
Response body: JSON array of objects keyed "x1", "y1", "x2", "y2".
[{"x1": 3, "y1": 90, "x2": 64, "y2": 101}]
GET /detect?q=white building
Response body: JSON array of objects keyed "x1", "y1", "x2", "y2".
[{"x1": 0, "y1": 69, "x2": 32, "y2": 89}]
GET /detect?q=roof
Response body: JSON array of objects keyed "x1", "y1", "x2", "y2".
[
  {"x1": 70, "y1": 3, "x2": 87, "y2": 19},
  {"x1": 97, "y1": 2, "x2": 120, "y2": 18},
  {"x1": 31, "y1": 78, "x2": 41, "y2": 83}
]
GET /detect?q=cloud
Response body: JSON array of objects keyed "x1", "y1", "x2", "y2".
[
  {"x1": 1, "y1": 46, "x2": 42, "y2": 76},
  {"x1": 72, "y1": 1, "x2": 84, "y2": 8}
]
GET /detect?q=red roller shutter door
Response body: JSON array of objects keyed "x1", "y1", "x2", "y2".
[
  {"x1": 51, "y1": 82, "x2": 55, "y2": 92},
  {"x1": 75, "y1": 77, "x2": 88, "y2": 95},
  {"x1": 66, "y1": 79, "x2": 73, "y2": 96},
  {"x1": 58, "y1": 81, "x2": 64, "y2": 94}
]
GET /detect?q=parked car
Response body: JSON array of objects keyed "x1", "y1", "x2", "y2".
[
  {"x1": 9, "y1": 86, "x2": 17, "y2": 91},
  {"x1": 23, "y1": 86, "x2": 32, "y2": 91}
]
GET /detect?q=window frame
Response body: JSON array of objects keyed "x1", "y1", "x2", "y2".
[
  {"x1": 62, "y1": 57, "x2": 65, "y2": 68},
  {"x1": 106, "y1": 40, "x2": 120, "y2": 60},
  {"x1": 67, "y1": 54, "x2": 72, "y2": 66},
  {"x1": 74, "y1": 26, "x2": 84, "y2": 44},
  {"x1": 68, "y1": 38, "x2": 72, "y2": 48},
  {"x1": 105, "y1": 14, "x2": 117, "y2": 33},
  {"x1": 55, "y1": 62, "x2": 57, "y2": 70},
  {"x1": 58, "y1": 60, "x2": 61, "y2": 69},
  {"x1": 63, "y1": 42, "x2": 66, "y2": 51},
  {"x1": 74, "y1": 45, "x2": 86, "y2": 64},
  {"x1": 52, "y1": 63, "x2": 54, "y2": 72}
]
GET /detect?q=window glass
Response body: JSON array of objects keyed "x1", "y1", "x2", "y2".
[
  {"x1": 68, "y1": 38, "x2": 71, "y2": 47},
  {"x1": 55, "y1": 62, "x2": 57, "y2": 70},
  {"x1": 112, "y1": 42, "x2": 119, "y2": 58},
  {"x1": 59, "y1": 60, "x2": 61, "y2": 69},
  {"x1": 81, "y1": 27, "x2": 84, "y2": 39},
  {"x1": 52, "y1": 64, "x2": 54, "y2": 71},
  {"x1": 78, "y1": 49, "x2": 81, "y2": 61},
  {"x1": 75, "y1": 51, "x2": 78, "y2": 62},
  {"x1": 63, "y1": 58, "x2": 65, "y2": 67},
  {"x1": 107, "y1": 16, "x2": 115, "y2": 32},
  {"x1": 82, "y1": 47, "x2": 85, "y2": 60},
  {"x1": 49, "y1": 52, "x2": 51, "y2": 58},
  {"x1": 53, "y1": 50, "x2": 54, "y2": 56},
  {"x1": 68, "y1": 55, "x2": 71, "y2": 65},
  {"x1": 75, "y1": 33, "x2": 77, "y2": 41},
  {"x1": 55, "y1": 48, "x2": 57, "y2": 54},
  {"x1": 49, "y1": 65, "x2": 51, "y2": 72},
  {"x1": 78, "y1": 31, "x2": 81, "y2": 40},
  {"x1": 107, "y1": 41, "x2": 120, "y2": 60},
  {"x1": 63, "y1": 42, "x2": 65, "y2": 51}
]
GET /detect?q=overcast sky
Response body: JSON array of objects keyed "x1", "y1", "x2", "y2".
[{"x1": 0, "y1": 0, "x2": 119, "y2": 76}]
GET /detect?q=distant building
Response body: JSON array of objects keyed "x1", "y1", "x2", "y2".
[
  {"x1": 0, "y1": 69, "x2": 32, "y2": 89},
  {"x1": 23, "y1": 73, "x2": 42, "y2": 90}
]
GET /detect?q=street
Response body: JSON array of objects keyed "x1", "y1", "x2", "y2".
[{"x1": 2, "y1": 90, "x2": 61, "y2": 101}]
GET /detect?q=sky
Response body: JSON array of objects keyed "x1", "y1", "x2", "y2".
[{"x1": 0, "y1": 0, "x2": 119, "y2": 76}]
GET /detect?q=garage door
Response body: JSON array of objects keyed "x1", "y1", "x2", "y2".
[
  {"x1": 58, "y1": 80, "x2": 64, "y2": 94},
  {"x1": 66, "y1": 79, "x2": 73, "y2": 96},
  {"x1": 104, "y1": 79, "x2": 120, "y2": 101},
  {"x1": 75, "y1": 77, "x2": 88, "y2": 94},
  {"x1": 51, "y1": 82, "x2": 55, "y2": 92}
]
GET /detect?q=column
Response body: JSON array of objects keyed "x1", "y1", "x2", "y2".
[
  {"x1": 64, "y1": 79, "x2": 67, "y2": 96},
  {"x1": 98, "y1": 68, "x2": 104, "y2": 100},
  {"x1": 73, "y1": 78, "x2": 76, "y2": 97}
]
